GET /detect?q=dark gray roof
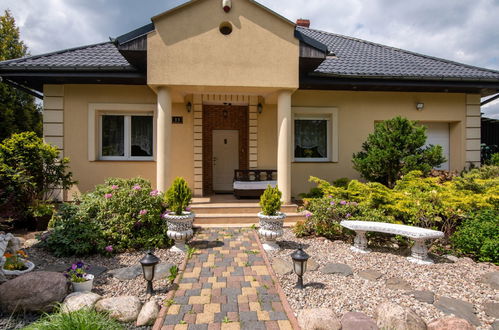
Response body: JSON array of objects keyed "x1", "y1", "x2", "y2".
[
  {"x1": 0, "y1": 42, "x2": 136, "y2": 71},
  {"x1": 298, "y1": 26, "x2": 499, "y2": 81}
]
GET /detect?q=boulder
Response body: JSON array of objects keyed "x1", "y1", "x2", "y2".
[
  {"x1": 427, "y1": 316, "x2": 475, "y2": 330},
  {"x1": 0, "y1": 271, "x2": 6, "y2": 284},
  {"x1": 321, "y1": 263, "x2": 353, "y2": 276},
  {"x1": 95, "y1": 296, "x2": 142, "y2": 322},
  {"x1": 484, "y1": 302, "x2": 499, "y2": 318},
  {"x1": 24, "y1": 238, "x2": 40, "y2": 248},
  {"x1": 406, "y1": 290, "x2": 435, "y2": 304},
  {"x1": 385, "y1": 278, "x2": 412, "y2": 290},
  {"x1": 297, "y1": 308, "x2": 341, "y2": 330},
  {"x1": 271, "y1": 258, "x2": 293, "y2": 275},
  {"x1": 433, "y1": 296, "x2": 479, "y2": 326},
  {"x1": 0, "y1": 271, "x2": 69, "y2": 313},
  {"x1": 136, "y1": 300, "x2": 159, "y2": 326},
  {"x1": 341, "y1": 311, "x2": 379, "y2": 330},
  {"x1": 358, "y1": 270, "x2": 383, "y2": 281},
  {"x1": 480, "y1": 271, "x2": 499, "y2": 290},
  {"x1": 376, "y1": 301, "x2": 427, "y2": 330},
  {"x1": 61, "y1": 292, "x2": 102, "y2": 313},
  {"x1": 5, "y1": 237, "x2": 22, "y2": 254}
]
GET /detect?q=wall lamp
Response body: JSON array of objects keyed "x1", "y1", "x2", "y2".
[
  {"x1": 257, "y1": 103, "x2": 263, "y2": 114},
  {"x1": 186, "y1": 102, "x2": 192, "y2": 113},
  {"x1": 416, "y1": 102, "x2": 424, "y2": 111}
]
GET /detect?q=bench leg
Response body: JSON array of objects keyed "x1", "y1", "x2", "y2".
[
  {"x1": 351, "y1": 231, "x2": 371, "y2": 253},
  {"x1": 407, "y1": 239, "x2": 434, "y2": 264}
]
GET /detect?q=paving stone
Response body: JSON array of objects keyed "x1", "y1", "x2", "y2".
[
  {"x1": 307, "y1": 259, "x2": 319, "y2": 271},
  {"x1": 43, "y1": 263, "x2": 71, "y2": 273},
  {"x1": 271, "y1": 258, "x2": 293, "y2": 275},
  {"x1": 492, "y1": 320, "x2": 499, "y2": 330},
  {"x1": 268, "y1": 311, "x2": 288, "y2": 321},
  {"x1": 385, "y1": 277, "x2": 412, "y2": 290},
  {"x1": 239, "y1": 311, "x2": 258, "y2": 322},
  {"x1": 406, "y1": 290, "x2": 435, "y2": 304},
  {"x1": 241, "y1": 320, "x2": 266, "y2": 330},
  {"x1": 108, "y1": 264, "x2": 142, "y2": 280},
  {"x1": 154, "y1": 263, "x2": 175, "y2": 280},
  {"x1": 358, "y1": 270, "x2": 383, "y2": 281},
  {"x1": 480, "y1": 271, "x2": 499, "y2": 290},
  {"x1": 321, "y1": 263, "x2": 353, "y2": 276},
  {"x1": 484, "y1": 302, "x2": 499, "y2": 318},
  {"x1": 434, "y1": 296, "x2": 479, "y2": 326}
]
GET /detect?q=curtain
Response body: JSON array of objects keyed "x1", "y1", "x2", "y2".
[
  {"x1": 102, "y1": 115, "x2": 124, "y2": 156},
  {"x1": 294, "y1": 119, "x2": 327, "y2": 158},
  {"x1": 131, "y1": 116, "x2": 153, "y2": 156}
]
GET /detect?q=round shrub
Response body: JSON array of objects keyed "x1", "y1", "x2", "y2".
[
  {"x1": 165, "y1": 177, "x2": 192, "y2": 215},
  {"x1": 260, "y1": 185, "x2": 282, "y2": 216}
]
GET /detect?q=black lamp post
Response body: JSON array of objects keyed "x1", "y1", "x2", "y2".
[
  {"x1": 140, "y1": 250, "x2": 160, "y2": 295},
  {"x1": 290, "y1": 245, "x2": 309, "y2": 289}
]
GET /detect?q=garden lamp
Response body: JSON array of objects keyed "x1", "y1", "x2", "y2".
[
  {"x1": 140, "y1": 250, "x2": 160, "y2": 295},
  {"x1": 291, "y1": 245, "x2": 309, "y2": 289}
]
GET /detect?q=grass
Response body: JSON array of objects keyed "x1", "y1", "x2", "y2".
[{"x1": 23, "y1": 308, "x2": 123, "y2": 330}]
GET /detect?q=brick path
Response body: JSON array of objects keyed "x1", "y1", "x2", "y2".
[{"x1": 159, "y1": 228, "x2": 295, "y2": 330}]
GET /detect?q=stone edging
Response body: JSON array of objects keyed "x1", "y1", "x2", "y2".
[
  {"x1": 253, "y1": 230, "x2": 301, "y2": 330},
  {"x1": 152, "y1": 251, "x2": 189, "y2": 330}
]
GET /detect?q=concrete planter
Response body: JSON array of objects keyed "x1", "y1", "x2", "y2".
[
  {"x1": 0, "y1": 257, "x2": 35, "y2": 276},
  {"x1": 165, "y1": 212, "x2": 195, "y2": 252},
  {"x1": 72, "y1": 274, "x2": 94, "y2": 292},
  {"x1": 257, "y1": 212, "x2": 285, "y2": 251}
]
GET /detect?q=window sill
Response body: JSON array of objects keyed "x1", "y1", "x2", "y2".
[
  {"x1": 292, "y1": 161, "x2": 338, "y2": 164},
  {"x1": 94, "y1": 159, "x2": 155, "y2": 162}
]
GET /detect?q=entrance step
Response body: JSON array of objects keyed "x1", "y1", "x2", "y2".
[
  {"x1": 193, "y1": 212, "x2": 306, "y2": 225},
  {"x1": 191, "y1": 203, "x2": 298, "y2": 215}
]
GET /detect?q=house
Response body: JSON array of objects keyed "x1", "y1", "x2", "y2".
[{"x1": 1, "y1": 0, "x2": 499, "y2": 203}]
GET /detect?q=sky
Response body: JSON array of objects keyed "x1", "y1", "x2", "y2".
[{"x1": 1, "y1": 0, "x2": 498, "y2": 118}]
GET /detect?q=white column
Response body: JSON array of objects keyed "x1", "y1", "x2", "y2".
[
  {"x1": 157, "y1": 87, "x2": 172, "y2": 192},
  {"x1": 277, "y1": 90, "x2": 292, "y2": 203}
]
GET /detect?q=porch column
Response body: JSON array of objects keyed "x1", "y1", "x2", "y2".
[
  {"x1": 277, "y1": 90, "x2": 292, "y2": 203},
  {"x1": 157, "y1": 86, "x2": 172, "y2": 192}
]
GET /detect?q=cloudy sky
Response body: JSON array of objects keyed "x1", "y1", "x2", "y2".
[{"x1": 1, "y1": 0, "x2": 498, "y2": 117}]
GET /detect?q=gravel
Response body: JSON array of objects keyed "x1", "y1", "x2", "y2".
[{"x1": 269, "y1": 229, "x2": 498, "y2": 330}]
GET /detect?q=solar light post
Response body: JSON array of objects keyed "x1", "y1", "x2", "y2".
[
  {"x1": 140, "y1": 250, "x2": 160, "y2": 295},
  {"x1": 290, "y1": 245, "x2": 309, "y2": 289}
]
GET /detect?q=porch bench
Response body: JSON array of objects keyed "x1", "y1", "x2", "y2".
[
  {"x1": 340, "y1": 220, "x2": 444, "y2": 264},
  {"x1": 233, "y1": 169, "x2": 277, "y2": 199}
]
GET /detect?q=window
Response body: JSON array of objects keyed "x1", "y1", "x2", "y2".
[
  {"x1": 100, "y1": 114, "x2": 153, "y2": 160},
  {"x1": 292, "y1": 107, "x2": 338, "y2": 162}
]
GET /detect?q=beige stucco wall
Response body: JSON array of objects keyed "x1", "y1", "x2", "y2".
[
  {"x1": 148, "y1": 0, "x2": 299, "y2": 89},
  {"x1": 61, "y1": 84, "x2": 194, "y2": 196}
]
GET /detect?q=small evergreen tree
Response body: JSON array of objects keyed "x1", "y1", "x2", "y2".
[
  {"x1": 0, "y1": 10, "x2": 42, "y2": 141},
  {"x1": 352, "y1": 116, "x2": 445, "y2": 188},
  {"x1": 165, "y1": 177, "x2": 192, "y2": 215},
  {"x1": 260, "y1": 185, "x2": 282, "y2": 216}
]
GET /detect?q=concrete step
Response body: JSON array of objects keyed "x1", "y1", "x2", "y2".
[
  {"x1": 192, "y1": 212, "x2": 306, "y2": 225},
  {"x1": 191, "y1": 203, "x2": 299, "y2": 215}
]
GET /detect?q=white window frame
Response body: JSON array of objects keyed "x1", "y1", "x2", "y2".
[
  {"x1": 88, "y1": 103, "x2": 156, "y2": 161},
  {"x1": 292, "y1": 107, "x2": 339, "y2": 163}
]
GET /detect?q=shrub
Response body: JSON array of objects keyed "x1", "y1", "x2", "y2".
[
  {"x1": 0, "y1": 132, "x2": 75, "y2": 223},
  {"x1": 492, "y1": 153, "x2": 499, "y2": 166},
  {"x1": 260, "y1": 185, "x2": 282, "y2": 216},
  {"x1": 352, "y1": 116, "x2": 445, "y2": 188},
  {"x1": 165, "y1": 177, "x2": 192, "y2": 215},
  {"x1": 43, "y1": 177, "x2": 168, "y2": 256},
  {"x1": 24, "y1": 308, "x2": 123, "y2": 330},
  {"x1": 451, "y1": 209, "x2": 499, "y2": 264}
]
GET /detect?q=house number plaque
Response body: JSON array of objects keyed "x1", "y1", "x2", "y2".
[{"x1": 172, "y1": 116, "x2": 183, "y2": 124}]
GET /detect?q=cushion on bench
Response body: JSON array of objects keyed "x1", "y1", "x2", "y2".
[
  {"x1": 340, "y1": 220, "x2": 444, "y2": 239},
  {"x1": 233, "y1": 180, "x2": 277, "y2": 190}
]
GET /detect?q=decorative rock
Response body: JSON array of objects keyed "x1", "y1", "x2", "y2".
[
  {"x1": 61, "y1": 292, "x2": 102, "y2": 313},
  {"x1": 385, "y1": 277, "x2": 412, "y2": 290},
  {"x1": 24, "y1": 238, "x2": 40, "y2": 248},
  {"x1": 95, "y1": 296, "x2": 142, "y2": 322},
  {"x1": 444, "y1": 255, "x2": 459, "y2": 263},
  {"x1": 0, "y1": 271, "x2": 69, "y2": 313},
  {"x1": 433, "y1": 296, "x2": 479, "y2": 326},
  {"x1": 136, "y1": 300, "x2": 159, "y2": 326},
  {"x1": 297, "y1": 308, "x2": 341, "y2": 330},
  {"x1": 271, "y1": 258, "x2": 293, "y2": 275},
  {"x1": 480, "y1": 271, "x2": 499, "y2": 290},
  {"x1": 484, "y1": 302, "x2": 499, "y2": 318},
  {"x1": 153, "y1": 263, "x2": 175, "y2": 280},
  {"x1": 427, "y1": 316, "x2": 475, "y2": 330},
  {"x1": 108, "y1": 265, "x2": 143, "y2": 280},
  {"x1": 307, "y1": 259, "x2": 319, "y2": 271},
  {"x1": 376, "y1": 301, "x2": 427, "y2": 330},
  {"x1": 6, "y1": 237, "x2": 22, "y2": 253},
  {"x1": 88, "y1": 265, "x2": 108, "y2": 277},
  {"x1": 358, "y1": 270, "x2": 383, "y2": 281},
  {"x1": 341, "y1": 311, "x2": 379, "y2": 330},
  {"x1": 406, "y1": 290, "x2": 435, "y2": 304},
  {"x1": 321, "y1": 263, "x2": 353, "y2": 276}
]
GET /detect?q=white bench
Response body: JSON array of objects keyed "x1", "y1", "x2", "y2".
[{"x1": 340, "y1": 220, "x2": 444, "y2": 264}]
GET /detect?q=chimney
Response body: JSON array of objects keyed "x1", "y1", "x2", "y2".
[{"x1": 296, "y1": 19, "x2": 310, "y2": 28}]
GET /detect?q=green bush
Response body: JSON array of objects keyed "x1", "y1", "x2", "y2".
[
  {"x1": 451, "y1": 209, "x2": 499, "y2": 264},
  {"x1": 491, "y1": 153, "x2": 499, "y2": 166},
  {"x1": 165, "y1": 177, "x2": 192, "y2": 215},
  {"x1": 260, "y1": 185, "x2": 282, "y2": 216},
  {"x1": 0, "y1": 132, "x2": 75, "y2": 223},
  {"x1": 43, "y1": 177, "x2": 168, "y2": 256},
  {"x1": 352, "y1": 116, "x2": 445, "y2": 188},
  {"x1": 24, "y1": 308, "x2": 123, "y2": 330}
]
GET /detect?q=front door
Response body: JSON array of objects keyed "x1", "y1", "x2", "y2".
[{"x1": 212, "y1": 130, "x2": 239, "y2": 192}]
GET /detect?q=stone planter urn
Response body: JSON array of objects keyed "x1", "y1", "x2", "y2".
[
  {"x1": 258, "y1": 212, "x2": 285, "y2": 251},
  {"x1": 0, "y1": 257, "x2": 35, "y2": 276},
  {"x1": 165, "y1": 212, "x2": 195, "y2": 252},
  {"x1": 72, "y1": 274, "x2": 94, "y2": 292}
]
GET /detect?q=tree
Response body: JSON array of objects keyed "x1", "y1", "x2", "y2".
[
  {"x1": 352, "y1": 116, "x2": 445, "y2": 188},
  {"x1": 0, "y1": 10, "x2": 42, "y2": 142}
]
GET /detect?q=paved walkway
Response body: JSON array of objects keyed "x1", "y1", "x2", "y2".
[{"x1": 159, "y1": 228, "x2": 295, "y2": 330}]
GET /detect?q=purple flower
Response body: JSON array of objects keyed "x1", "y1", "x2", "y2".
[
  {"x1": 305, "y1": 211, "x2": 312, "y2": 218},
  {"x1": 185, "y1": 207, "x2": 191, "y2": 212},
  {"x1": 346, "y1": 213, "x2": 351, "y2": 218},
  {"x1": 105, "y1": 245, "x2": 113, "y2": 253},
  {"x1": 76, "y1": 261, "x2": 84, "y2": 268},
  {"x1": 71, "y1": 264, "x2": 77, "y2": 270},
  {"x1": 139, "y1": 209, "x2": 148, "y2": 216},
  {"x1": 104, "y1": 193, "x2": 113, "y2": 199},
  {"x1": 111, "y1": 185, "x2": 119, "y2": 190},
  {"x1": 328, "y1": 195, "x2": 333, "y2": 199},
  {"x1": 132, "y1": 185, "x2": 141, "y2": 191},
  {"x1": 150, "y1": 189, "x2": 159, "y2": 196},
  {"x1": 330, "y1": 201, "x2": 336, "y2": 205},
  {"x1": 340, "y1": 200, "x2": 347, "y2": 205}
]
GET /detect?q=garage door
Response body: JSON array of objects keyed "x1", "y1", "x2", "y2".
[{"x1": 424, "y1": 122, "x2": 449, "y2": 170}]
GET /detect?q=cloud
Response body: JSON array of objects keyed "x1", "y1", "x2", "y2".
[{"x1": 482, "y1": 99, "x2": 499, "y2": 119}]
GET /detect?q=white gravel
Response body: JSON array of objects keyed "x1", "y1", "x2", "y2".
[{"x1": 269, "y1": 229, "x2": 498, "y2": 330}]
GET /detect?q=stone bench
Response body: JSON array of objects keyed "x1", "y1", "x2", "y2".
[{"x1": 340, "y1": 220, "x2": 444, "y2": 264}]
